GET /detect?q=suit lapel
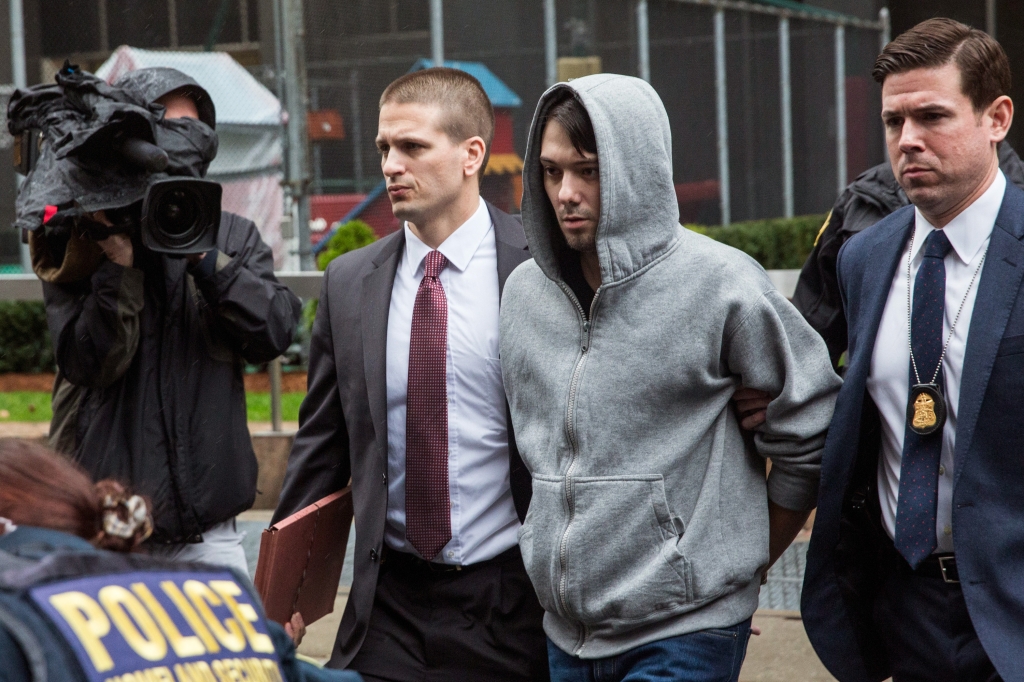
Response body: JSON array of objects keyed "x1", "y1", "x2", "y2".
[
  {"x1": 954, "y1": 186, "x2": 1024, "y2": 484},
  {"x1": 846, "y1": 214, "x2": 914, "y2": 386},
  {"x1": 488, "y1": 202, "x2": 531, "y2": 298},
  {"x1": 361, "y1": 231, "x2": 404, "y2": 462}
]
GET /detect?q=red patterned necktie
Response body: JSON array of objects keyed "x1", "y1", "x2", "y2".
[{"x1": 405, "y1": 250, "x2": 452, "y2": 560}]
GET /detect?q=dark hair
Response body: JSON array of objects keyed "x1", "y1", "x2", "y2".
[
  {"x1": 873, "y1": 17, "x2": 1011, "y2": 111},
  {"x1": 544, "y1": 91, "x2": 597, "y2": 156},
  {"x1": 380, "y1": 67, "x2": 495, "y2": 173},
  {"x1": 0, "y1": 438, "x2": 152, "y2": 552}
]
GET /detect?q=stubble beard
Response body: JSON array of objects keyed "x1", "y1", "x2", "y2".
[
  {"x1": 559, "y1": 208, "x2": 598, "y2": 254},
  {"x1": 564, "y1": 230, "x2": 597, "y2": 254}
]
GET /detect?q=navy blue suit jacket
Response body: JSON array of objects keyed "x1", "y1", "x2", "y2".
[{"x1": 802, "y1": 181, "x2": 1024, "y2": 682}]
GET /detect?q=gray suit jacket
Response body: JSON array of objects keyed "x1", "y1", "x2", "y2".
[{"x1": 272, "y1": 202, "x2": 533, "y2": 667}]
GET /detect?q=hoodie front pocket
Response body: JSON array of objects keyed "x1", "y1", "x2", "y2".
[
  {"x1": 566, "y1": 475, "x2": 693, "y2": 625},
  {"x1": 518, "y1": 474, "x2": 566, "y2": 617}
]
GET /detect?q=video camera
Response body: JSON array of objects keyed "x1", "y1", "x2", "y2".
[{"x1": 8, "y1": 63, "x2": 221, "y2": 257}]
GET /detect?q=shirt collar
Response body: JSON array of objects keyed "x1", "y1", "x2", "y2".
[
  {"x1": 403, "y1": 197, "x2": 493, "y2": 276},
  {"x1": 913, "y1": 169, "x2": 1006, "y2": 265}
]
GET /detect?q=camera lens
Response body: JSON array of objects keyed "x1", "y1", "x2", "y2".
[
  {"x1": 156, "y1": 189, "x2": 200, "y2": 238},
  {"x1": 141, "y1": 178, "x2": 221, "y2": 254}
]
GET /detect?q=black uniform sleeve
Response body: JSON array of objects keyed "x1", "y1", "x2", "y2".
[
  {"x1": 791, "y1": 209, "x2": 849, "y2": 369},
  {"x1": 190, "y1": 214, "x2": 301, "y2": 364},
  {"x1": 271, "y1": 265, "x2": 352, "y2": 523},
  {"x1": 43, "y1": 259, "x2": 145, "y2": 388}
]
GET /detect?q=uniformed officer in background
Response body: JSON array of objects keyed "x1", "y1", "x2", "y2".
[{"x1": 791, "y1": 142, "x2": 1024, "y2": 369}]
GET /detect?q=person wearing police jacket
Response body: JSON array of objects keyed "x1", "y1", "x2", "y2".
[
  {"x1": 17, "y1": 67, "x2": 301, "y2": 574},
  {"x1": 0, "y1": 439, "x2": 361, "y2": 682},
  {"x1": 792, "y1": 141, "x2": 1024, "y2": 370}
]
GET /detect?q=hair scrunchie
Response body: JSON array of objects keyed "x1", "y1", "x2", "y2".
[{"x1": 102, "y1": 494, "x2": 153, "y2": 542}]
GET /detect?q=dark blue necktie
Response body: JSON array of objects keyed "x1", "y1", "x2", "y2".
[{"x1": 895, "y1": 229, "x2": 952, "y2": 568}]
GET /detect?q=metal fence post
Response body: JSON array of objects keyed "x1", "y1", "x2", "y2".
[
  {"x1": 879, "y1": 8, "x2": 890, "y2": 164},
  {"x1": 9, "y1": 0, "x2": 31, "y2": 274},
  {"x1": 714, "y1": 7, "x2": 730, "y2": 226},
  {"x1": 544, "y1": 0, "x2": 557, "y2": 85},
  {"x1": 350, "y1": 68, "x2": 364, "y2": 193},
  {"x1": 834, "y1": 24, "x2": 847, "y2": 195},
  {"x1": 637, "y1": 0, "x2": 650, "y2": 82},
  {"x1": 431, "y1": 0, "x2": 444, "y2": 66},
  {"x1": 779, "y1": 16, "x2": 793, "y2": 218},
  {"x1": 282, "y1": 0, "x2": 312, "y2": 271},
  {"x1": 8, "y1": 1, "x2": 25, "y2": 91},
  {"x1": 269, "y1": 357, "x2": 283, "y2": 432}
]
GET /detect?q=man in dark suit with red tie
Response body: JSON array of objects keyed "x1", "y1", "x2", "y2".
[{"x1": 272, "y1": 68, "x2": 547, "y2": 681}]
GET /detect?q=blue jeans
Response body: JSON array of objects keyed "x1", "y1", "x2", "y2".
[{"x1": 547, "y1": 619, "x2": 752, "y2": 682}]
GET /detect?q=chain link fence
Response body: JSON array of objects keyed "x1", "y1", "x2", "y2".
[
  {"x1": 1, "y1": 0, "x2": 888, "y2": 267},
  {"x1": 0, "y1": 85, "x2": 20, "y2": 271},
  {"x1": 299, "y1": 0, "x2": 887, "y2": 235}
]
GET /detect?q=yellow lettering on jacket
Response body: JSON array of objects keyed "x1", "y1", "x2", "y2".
[
  {"x1": 132, "y1": 583, "x2": 206, "y2": 658},
  {"x1": 173, "y1": 661, "x2": 216, "y2": 682},
  {"x1": 210, "y1": 659, "x2": 240, "y2": 682},
  {"x1": 105, "y1": 666, "x2": 176, "y2": 682},
  {"x1": 262, "y1": 659, "x2": 284, "y2": 682},
  {"x1": 208, "y1": 581, "x2": 274, "y2": 654},
  {"x1": 247, "y1": 657, "x2": 279, "y2": 682},
  {"x1": 183, "y1": 581, "x2": 246, "y2": 653},
  {"x1": 48, "y1": 591, "x2": 114, "y2": 672},
  {"x1": 150, "y1": 668, "x2": 175, "y2": 682},
  {"x1": 161, "y1": 582, "x2": 220, "y2": 654},
  {"x1": 98, "y1": 585, "x2": 168, "y2": 661}
]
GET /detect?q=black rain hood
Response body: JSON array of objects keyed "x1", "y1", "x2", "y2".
[
  {"x1": 115, "y1": 67, "x2": 219, "y2": 178},
  {"x1": 7, "y1": 63, "x2": 219, "y2": 234}
]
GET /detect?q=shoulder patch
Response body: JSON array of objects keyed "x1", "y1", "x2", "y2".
[
  {"x1": 29, "y1": 570, "x2": 283, "y2": 682},
  {"x1": 813, "y1": 210, "x2": 833, "y2": 247}
]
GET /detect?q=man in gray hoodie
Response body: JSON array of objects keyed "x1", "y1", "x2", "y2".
[{"x1": 499, "y1": 74, "x2": 841, "y2": 679}]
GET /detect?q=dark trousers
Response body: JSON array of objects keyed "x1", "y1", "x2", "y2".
[
  {"x1": 872, "y1": 541, "x2": 1001, "y2": 682},
  {"x1": 348, "y1": 545, "x2": 549, "y2": 682}
]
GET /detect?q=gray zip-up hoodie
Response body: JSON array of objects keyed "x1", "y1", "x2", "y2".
[{"x1": 500, "y1": 74, "x2": 841, "y2": 658}]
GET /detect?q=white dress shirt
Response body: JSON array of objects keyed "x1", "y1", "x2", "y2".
[
  {"x1": 868, "y1": 170, "x2": 1005, "y2": 553},
  {"x1": 384, "y1": 197, "x2": 520, "y2": 565}
]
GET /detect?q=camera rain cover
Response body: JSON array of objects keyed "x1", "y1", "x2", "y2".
[{"x1": 7, "y1": 63, "x2": 221, "y2": 235}]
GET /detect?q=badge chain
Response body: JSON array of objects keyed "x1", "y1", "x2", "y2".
[{"x1": 906, "y1": 228, "x2": 987, "y2": 387}]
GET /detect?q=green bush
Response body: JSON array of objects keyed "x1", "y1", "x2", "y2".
[
  {"x1": 316, "y1": 220, "x2": 377, "y2": 271},
  {"x1": 305, "y1": 220, "x2": 379, "y2": 330},
  {"x1": 686, "y1": 214, "x2": 827, "y2": 270},
  {"x1": 0, "y1": 302, "x2": 55, "y2": 373}
]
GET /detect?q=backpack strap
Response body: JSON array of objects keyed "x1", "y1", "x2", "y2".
[
  {"x1": 0, "y1": 549, "x2": 47, "y2": 681},
  {"x1": 0, "y1": 600, "x2": 48, "y2": 682}
]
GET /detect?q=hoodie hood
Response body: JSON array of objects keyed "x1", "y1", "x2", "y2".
[{"x1": 522, "y1": 74, "x2": 680, "y2": 285}]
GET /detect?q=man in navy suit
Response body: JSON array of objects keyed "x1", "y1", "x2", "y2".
[{"x1": 802, "y1": 18, "x2": 1021, "y2": 682}]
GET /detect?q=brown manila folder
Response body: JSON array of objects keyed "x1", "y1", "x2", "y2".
[{"x1": 254, "y1": 487, "x2": 353, "y2": 626}]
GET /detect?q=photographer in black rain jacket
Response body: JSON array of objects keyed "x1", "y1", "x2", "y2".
[{"x1": 37, "y1": 68, "x2": 300, "y2": 572}]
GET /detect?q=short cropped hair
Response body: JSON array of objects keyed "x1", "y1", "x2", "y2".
[
  {"x1": 544, "y1": 91, "x2": 597, "y2": 156},
  {"x1": 873, "y1": 17, "x2": 1011, "y2": 112},
  {"x1": 380, "y1": 67, "x2": 495, "y2": 173}
]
